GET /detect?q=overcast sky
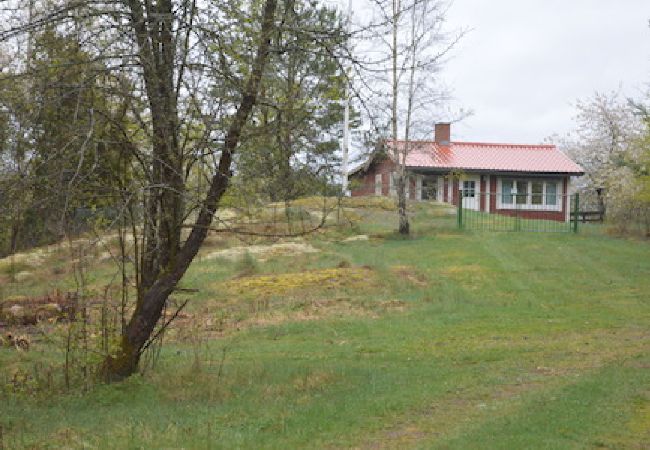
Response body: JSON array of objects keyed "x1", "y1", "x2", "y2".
[{"x1": 437, "y1": 0, "x2": 650, "y2": 144}]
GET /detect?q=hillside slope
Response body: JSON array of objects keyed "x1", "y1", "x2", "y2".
[{"x1": 1, "y1": 199, "x2": 649, "y2": 449}]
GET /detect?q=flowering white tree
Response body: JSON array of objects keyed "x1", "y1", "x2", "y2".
[{"x1": 559, "y1": 91, "x2": 650, "y2": 234}]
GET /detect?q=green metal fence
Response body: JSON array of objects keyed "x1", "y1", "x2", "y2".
[{"x1": 457, "y1": 191, "x2": 580, "y2": 233}]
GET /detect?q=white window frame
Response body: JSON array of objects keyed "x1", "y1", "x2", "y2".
[
  {"x1": 496, "y1": 177, "x2": 562, "y2": 211},
  {"x1": 375, "y1": 173, "x2": 382, "y2": 196},
  {"x1": 461, "y1": 179, "x2": 477, "y2": 198}
]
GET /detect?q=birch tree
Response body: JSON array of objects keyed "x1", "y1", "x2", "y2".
[{"x1": 358, "y1": 0, "x2": 462, "y2": 235}]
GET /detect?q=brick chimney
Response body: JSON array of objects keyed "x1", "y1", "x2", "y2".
[{"x1": 435, "y1": 123, "x2": 451, "y2": 146}]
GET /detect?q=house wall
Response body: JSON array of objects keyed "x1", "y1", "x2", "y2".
[
  {"x1": 350, "y1": 159, "x2": 418, "y2": 200},
  {"x1": 352, "y1": 166, "x2": 571, "y2": 223},
  {"x1": 480, "y1": 175, "x2": 487, "y2": 211},
  {"x1": 451, "y1": 179, "x2": 459, "y2": 205},
  {"x1": 350, "y1": 158, "x2": 396, "y2": 197}
]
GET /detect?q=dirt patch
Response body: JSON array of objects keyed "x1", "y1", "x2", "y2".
[
  {"x1": 391, "y1": 265, "x2": 428, "y2": 287},
  {"x1": 292, "y1": 370, "x2": 338, "y2": 392},
  {"x1": 202, "y1": 241, "x2": 319, "y2": 262},
  {"x1": 226, "y1": 297, "x2": 407, "y2": 331},
  {"x1": 0, "y1": 292, "x2": 79, "y2": 326},
  {"x1": 170, "y1": 296, "x2": 407, "y2": 340},
  {"x1": 342, "y1": 234, "x2": 370, "y2": 243},
  {"x1": 218, "y1": 267, "x2": 374, "y2": 298}
]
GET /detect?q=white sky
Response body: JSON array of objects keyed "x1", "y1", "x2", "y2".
[{"x1": 442, "y1": 0, "x2": 650, "y2": 144}]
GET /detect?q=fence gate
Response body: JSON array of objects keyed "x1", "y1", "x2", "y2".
[{"x1": 456, "y1": 191, "x2": 580, "y2": 232}]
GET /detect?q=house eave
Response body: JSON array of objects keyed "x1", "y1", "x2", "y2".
[{"x1": 406, "y1": 166, "x2": 584, "y2": 177}]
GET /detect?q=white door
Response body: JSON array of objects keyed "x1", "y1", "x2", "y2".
[{"x1": 461, "y1": 176, "x2": 480, "y2": 211}]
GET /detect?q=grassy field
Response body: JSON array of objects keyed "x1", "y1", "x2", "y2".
[{"x1": 1, "y1": 200, "x2": 649, "y2": 449}]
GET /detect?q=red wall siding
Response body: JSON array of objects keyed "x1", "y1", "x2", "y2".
[
  {"x1": 490, "y1": 176, "x2": 497, "y2": 212},
  {"x1": 350, "y1": 158, "x2": 397, "y2": 197},
  {"x1": 493, "y1": 209, "x2": 566, "y2": 222},
  {"x1": 480, "y1": 175, "x2": 486, "y2": 212},
  {"x1": 351, "y1": 159, "x2": 427, "y2": 200},
  {"x1": 451, "y1": 179, "x2": 459, "y2": 206}
]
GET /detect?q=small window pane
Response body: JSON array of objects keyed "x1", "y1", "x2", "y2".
[
  {"x1": 531, "y1": 181, "x2": 543, "y2": 205},
  {"x1": 516, "y1": 181, "x2": 528, "y2": 205},
  {"x1": 502, "y1": 180, "x2": 513, "y2": 204},
  {"x1": 463, "y1": 180, "x2": 475, "y2": 198},
  {"x1": 545, "y1": 182, "x2": 557, "y2": 205}
]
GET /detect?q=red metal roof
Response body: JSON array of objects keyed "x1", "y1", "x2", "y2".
[{"x1": 389, "y1": 141, "x2": 584, "y2": 174}]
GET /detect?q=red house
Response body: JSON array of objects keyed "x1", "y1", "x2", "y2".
[{"x1": 349, "y1": 123, "x2": 584, "y2": 222}]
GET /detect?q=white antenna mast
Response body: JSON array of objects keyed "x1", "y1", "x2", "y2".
[{"x1": 341, "y1": 0, "x2": 352, "y2": 195}]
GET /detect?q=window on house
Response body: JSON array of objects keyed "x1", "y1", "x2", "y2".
[
  {"x1": 462, "y1": 180, "x2": 476, "y2": 198},
  {"x1": 422, "y1": 176, "x2": 437, "y2": 200},
  {"x1": 375, "y1": 173, "x2": 382, "y2": 196},
  {"x1": 515, "y1": 180, "x2": 528, "y2": 205},
  {"x1": 499, "y1": 178, "x2": 561, "y2": 210},
  {"x1": 531, "y1": 181, "x2": 544, "y2": 205},
  {"x1": 545, "y1": 182, "x2": 557, "y2": 205},
  {"x1": 502, "y1": 180, "x2": 514, "y2": 204}
]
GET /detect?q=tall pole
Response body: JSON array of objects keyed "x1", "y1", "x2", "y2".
[{"x1": 341, "y1": 0, "x2": 352, "y2": 195}]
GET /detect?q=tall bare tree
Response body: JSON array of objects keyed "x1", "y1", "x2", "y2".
[{"x1": 355, "y1": 0, "x2": 463, "y2": 234}]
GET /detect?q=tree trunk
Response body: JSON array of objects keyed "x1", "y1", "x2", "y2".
[
  {"x1": 397, "y1": 174, "x2": 409, "y2": 235},
  {"x1": 391, "y1": 0, "x2": 409, "y2": 235},
  {"x1": 102, "y1": 0, "x2": 279, "y2": 381}
]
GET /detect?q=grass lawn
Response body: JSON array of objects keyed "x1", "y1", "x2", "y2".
[{"x1": 1, "y1": 200, "x2": 649, "y2": 449}]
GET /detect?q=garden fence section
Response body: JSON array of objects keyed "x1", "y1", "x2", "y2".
[{"x1": 457, "y1": 191, "x2": 580, "y2": 233}]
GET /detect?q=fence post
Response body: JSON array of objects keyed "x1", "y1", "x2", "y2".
[
  {"x1": 457, "y1": 188, "x2": 463, "y2": 229},
  {"x1": 573, "y1": 192, "x2": 579, "y2": 233}
]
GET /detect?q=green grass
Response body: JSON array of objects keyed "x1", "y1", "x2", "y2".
[{"x1": 1, "y1": 201, "x2": 649, "y2": 449}]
